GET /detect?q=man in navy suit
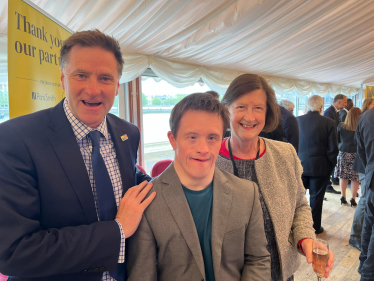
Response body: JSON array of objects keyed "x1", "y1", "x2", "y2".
[
  {"x1": 298, "y1": 95, "x2": 338, "y2": 234},
  {"x1": 323, "y1": 94, "x2": 347, "y2": 194},
  {"x1": 0, "y1": 30, "x2": 155, "y2": 280},
  {"x1": 357, "y1": 108, "x2": 374, "y2": 280}
]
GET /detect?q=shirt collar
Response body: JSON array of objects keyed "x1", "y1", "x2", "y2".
[
  {"x1": 63, "y1": 99, "x2": 108, "y2": 141},
  {"x1": 332, "y1": 105, "x2": 339, "y2": 112}
]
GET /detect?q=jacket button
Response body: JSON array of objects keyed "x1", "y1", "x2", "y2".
[
  {"x1": 82, "y1": 269, "x2": 88, "y2": 273},
  {"x1": 87, "y1": 269, "x2": 94, "y2": 273}
]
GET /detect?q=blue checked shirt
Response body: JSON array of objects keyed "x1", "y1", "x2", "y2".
[{"x1": 63, "y1": 100, "x2": 125, "y2": 281}]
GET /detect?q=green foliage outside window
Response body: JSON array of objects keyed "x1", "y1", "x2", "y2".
[
  {"x1": 152, "y1": 97, "x2": 162, "y2": 106},
  {"x1": 142, "y1": 93, "x2": 148, "y2": 106}
]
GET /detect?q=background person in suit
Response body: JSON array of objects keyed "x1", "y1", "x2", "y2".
[
  {"x1": 279, "y1": 99, "x2": 295, "y2": 113},
  {"x1": 298, "y1": 95, "x2": 339, "y2": 234},
  {"x1": 339, "y1": 98, "x2": 353, "y2": 122},
  {"x1": 127, "y1": 93, "x2": 271, "y2": 281},
  {"x1": 279, "y1": 102, "x2": 299, "y2": 153},
  {"x1": 260, "y1": 100, "x2": 299, "y2": 152},
  {"x1": 356, "y1": 108, "x2": 374, "y2": 280},
  {"x1": 0, "y1": 30, "x2": 155, "y2": 281},
  {"x1": 324, "y1": 94, "x2": 347, "y2": 193},
  {"x1": 350, "y1": 128, "x2": 367, "y2": 251}
]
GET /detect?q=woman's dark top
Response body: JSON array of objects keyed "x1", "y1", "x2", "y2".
[{"x1": 337, "y1": 123, "x2": 356, "y2": 153}]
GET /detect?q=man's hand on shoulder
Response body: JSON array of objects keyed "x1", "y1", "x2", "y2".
[{"x1": 115, "y1": 181, "x2": 156, "y2": 238}]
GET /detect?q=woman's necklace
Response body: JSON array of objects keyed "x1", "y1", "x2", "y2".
[{"x1": 228, "y1": 137, "x2": 261, "y2": 177}]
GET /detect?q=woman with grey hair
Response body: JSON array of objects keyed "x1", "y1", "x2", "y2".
[
  {"x1": 216, "y1": 74, "x2": 334, "y2": 281},
  {"x1": 279, "y1": 99, "x2": 295, "y2": 113},
  {"x1": 306, "y1": 95, "x2": 324, "y2": 112}
]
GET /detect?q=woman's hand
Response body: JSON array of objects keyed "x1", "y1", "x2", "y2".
[{"x1": 301, "y1": 238, "x2": 335, "y2": 278}]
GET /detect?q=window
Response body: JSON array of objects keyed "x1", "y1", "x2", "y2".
[
  {"x1": 0, "y1": 82, "x2": 9, "y2": 124},
  {"x1": 324, "y1": 95, "x2": 332, "y2": 112},
  {"x1": 141, "y1": 76, "x2": 211, "y2": 173},
  {"x1": 109, "y1": 95, "x2": 119, "y2": 117},
  {"x1": 297, "y1": 96, "x2": 308, "y2": 116}
]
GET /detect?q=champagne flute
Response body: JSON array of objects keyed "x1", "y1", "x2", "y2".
[{"x1": 312, "y1": 239, "x2": 329, "y2": 280}]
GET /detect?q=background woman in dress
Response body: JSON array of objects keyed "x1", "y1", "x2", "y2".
[
  {"x1": 216, "y1": 74, "x2": 334, "y2": 281},
  {"x1": 335, "y1": 107, "x2": 362, "y2": 206}
]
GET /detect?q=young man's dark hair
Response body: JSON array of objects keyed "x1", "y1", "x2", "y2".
[
  {"x1": 205, "y1": 90, "x2": 220, "y2": 100},
  {"x1": 169, "y1": 93, "x2": 230, "y2": 138}
]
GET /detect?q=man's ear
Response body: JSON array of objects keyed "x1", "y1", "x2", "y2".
[
  {"x1": 115, "y1": 80, "x2": 119, "y2": 96},
  {"x1": 167, "y1": 131, "x2": 177, "y2": 149},
  {"x1": 60, "y1": 70, "x2": 65, "y2": 91}
]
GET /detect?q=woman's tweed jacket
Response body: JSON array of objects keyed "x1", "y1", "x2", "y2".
[{"x1": 216, "y1": 138, "x2": 316, "y2": 281}]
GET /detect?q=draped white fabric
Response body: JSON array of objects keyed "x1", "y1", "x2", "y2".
[
  {"x1": 2, "y1": 0, "x2": 374, "y2": 95},
  {"x1": 120, "y1": 53, "x2": 358, "y2": 97}
]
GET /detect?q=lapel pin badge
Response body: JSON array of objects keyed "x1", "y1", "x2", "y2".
[{"x1": 121, "y1": 134, "x2": 128, "y2": 141}]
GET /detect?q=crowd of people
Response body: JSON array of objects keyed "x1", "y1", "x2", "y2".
[{"x1": 0, "y1": 29, "x2": 373, "y2": 281}]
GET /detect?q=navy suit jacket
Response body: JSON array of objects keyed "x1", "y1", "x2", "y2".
[
  {"x1": 297, "y1": 111, "x2": 338, "y2": 177},
  {"x1": 0, "y1": 100, "x2": 151, "y2": 280},
  {"x1": 280, "y1": 106, "x2": 299, "y2": 153},
  {"x1": 339, "y1": 109, "x2": 348, "y2": 123},
  {"x1": 323, "y1": 105, "x2": 340, "y2": 126},
  {"x1": 356, "y1": 108, "x2": 374, "y2": 189}
]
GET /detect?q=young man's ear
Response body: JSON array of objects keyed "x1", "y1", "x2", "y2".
[{"x1": 167, "y1": 131, "x2": 177, "y2": 149}]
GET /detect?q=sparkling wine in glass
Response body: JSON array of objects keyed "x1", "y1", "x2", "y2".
[{"x1": 312, "y1": 239, "x2": 329, "y2": 280}]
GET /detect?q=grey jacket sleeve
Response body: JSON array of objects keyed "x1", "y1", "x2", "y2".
[
  {"x1": 127, "y1": 215, "x2": 157, "y2": 281},
  {"x1": 290, "y1": 146, "x2": 316, "y2": 248},
  {"x1": 241, "y1": 182, "x2": 271, "y2": 281}
]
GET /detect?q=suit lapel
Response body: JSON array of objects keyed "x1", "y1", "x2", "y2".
[
  {"x1": 160, "y1": 164, "x2": 206, "y2": 279},
  {"x1": 331, "y1": 106, "x2": 340, "y2": 123},
  {"x1": 47, "y1": 101, "x2": 97, "y2": 224},
  {"x1": 211, "y1": 168, "x2": 232, "y2": 279},
  {"x1": 107, "y1": 115, "x2": 135, "y2": 196}
]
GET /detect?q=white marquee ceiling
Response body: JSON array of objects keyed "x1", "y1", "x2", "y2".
[{"x1": 0, "y1": 0, "x2": 373, "y2": 89}]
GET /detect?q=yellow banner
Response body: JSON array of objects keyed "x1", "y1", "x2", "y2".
[
  {"x1": 8, "y1": 0, "x2": 72, "y2": 118},
  {"x1": 367, "y1": 86, "x2": 374, "y2": 99}
]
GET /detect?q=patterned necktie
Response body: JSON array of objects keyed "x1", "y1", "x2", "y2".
[
  {"x1": 88, "y1": 131, "x2": 125, "y2": 280},
  {"x1": 88, "y1": 130, "x2": 117, "y2": 221}
]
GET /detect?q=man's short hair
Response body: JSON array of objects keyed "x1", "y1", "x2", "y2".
[
  {"x1": 279, "y1": 99, "x2": 295, "y2": 111},
  {"x1": 169, "y1": 93, "x2": 229, "y2": 138},
  {"x1": 347, "y1": 98, "x2": 353, "y2": 104},
  {"x1": 306, "y1": 95, "x2": 324, "y2": 112},
  {"x1": 60, "y1": 29, "x2": 124, "y2": 77},
  {"x1": 221, "y1": 74, "x2": 279, "y2": 133},
  {"x1": 205, "y1": 91, "x2": 220, "y2": 99},
  {"x1": 333, "y1": 94, "x2": 346, "y2": 103}
]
